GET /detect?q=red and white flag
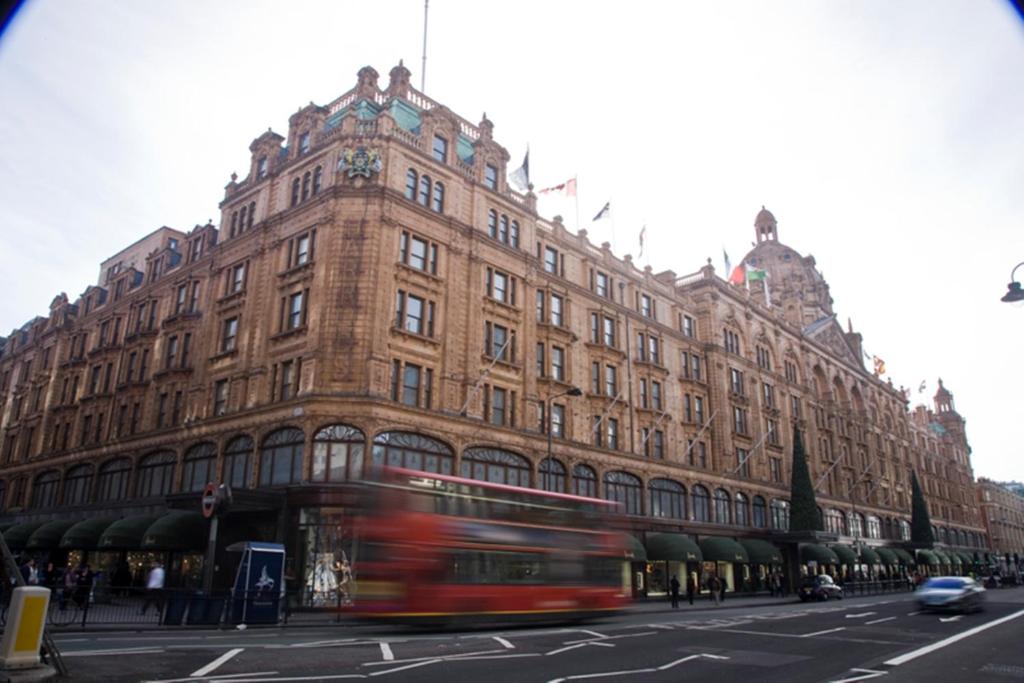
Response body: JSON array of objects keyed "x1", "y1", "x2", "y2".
[{"x1": 538, "y1": 177, "x2": 577, "y2": 196}]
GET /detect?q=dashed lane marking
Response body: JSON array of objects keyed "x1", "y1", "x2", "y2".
[
  {"x1": 546, "y1": 653, "x2": 730, "y2": 682},
  {"x1": 368, "y1": 659, "x2": 440, "y2": 677},
  {"x1": 143, "y1": 672, "x2": 280, "y2": 683},
  {"x1": 829, "y1": 667, "x2": 888, "y2": 682},
  {"x1": 191, "y1": 648, "x2": 244, "y2": 678},
  {"x1": 845, "y1": 612, "x2": 877, "y2": 619},
  {"x1": 378, "y1": 642, "x2": 394, "y2": 661},
  {"x1": 493, "y1": 636, "x2": 515, "y2": 649},
  {"x1": 865, "y1": 617, "x2": 897, "y2": 625},
  {"x1": 884, "y1": 608, "x2": 1024, "y2": 667}
]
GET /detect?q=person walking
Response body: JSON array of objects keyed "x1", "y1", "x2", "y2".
[
  {"x1": 141, "y1": 561, "x2": 165, "y2": 615},
  {"x1": 709, "y1": 575, "x2": 721, "y2": 606},
  {"x1": 669, "y1": 575, "x2": 680, "y2": 609},
  {"x1": 686, "y1": 572, "x2": 696, "y2": 605},
  {"x1": 60, "y1": 563, "x2": 76, "y2": 610},
  {"x1": 719, "y1": 575, "x2": 727, "y2": 603},
  {"x1": 20, "y1": 558, "x2": 40, "y2": 585},
  {"x1": 73, "y1": 563, "x2": 94, "y2": 609}
]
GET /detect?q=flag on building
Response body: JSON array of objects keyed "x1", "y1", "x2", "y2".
[
  {"x1": 509, "y1": 149, "x2": 529, "y2": 191},
  {"x1": 592, "y1": 202, "x2": 611, "y2": 221},
  {"x1": 917, "y1": 380, "x2": 926, "y2": 394},
  {"x1": 728, "y1": 263, "x2": 745, "y2": 285},
  {"x1": 638, "y1": 225, "x2": 647, "y2": 258},
  {"x1": 723, "y1": 249, "x2": 732, "y2": 277},
  {"x1": 745, "y1": 263, "x2": 767, "y2": 281},
  {"x1": 538, "y1": 177, "x2": 577, "y2": 196}
]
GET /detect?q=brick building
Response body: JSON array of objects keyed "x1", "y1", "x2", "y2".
[
  {"x1": 0, "y1": 64, "x2": 988, "y2": 602},
  {"x1": 977, "y1": 478, "x2": 1024, "y2": 573}
]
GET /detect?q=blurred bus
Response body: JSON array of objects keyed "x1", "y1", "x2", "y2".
[{"x1": 349, "y1": 467, "x2": 630, "y2": 625}]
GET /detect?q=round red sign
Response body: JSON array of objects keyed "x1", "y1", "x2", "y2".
[{"x1": 201, "y1": 483, "x2": 218, "y2": 518}]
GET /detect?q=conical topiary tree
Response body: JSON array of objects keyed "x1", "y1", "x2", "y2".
[
  {"x1": 789, "y1": 428, "x2": 821, "y2": 532},
  {"x1": 910, "y1": 470, "x2": 934, "y2": 547}
]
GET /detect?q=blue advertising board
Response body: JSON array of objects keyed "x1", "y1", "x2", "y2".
[{"x1": 228, "y1": 541, "x2": 285, "y2": 625}]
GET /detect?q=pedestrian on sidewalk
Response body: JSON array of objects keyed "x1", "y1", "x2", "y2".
[
  {"x1": 709, "y1": 575, "x2": 721, "y2": 606},
  {"x1": 140, "y1": 561, "x2": 165, "y2": 615},
  {"x1": 669, "y1": 575, "x2": 680, "y2": 609},
  {"x1": 686, "y1": 572, "x2": 696, "y2": 605},
  {"x1": 719, "y1": 576, "x2": 727, "y2": 603}
]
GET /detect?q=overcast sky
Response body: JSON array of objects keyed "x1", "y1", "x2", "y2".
[{"x1": 0, "y1": 0, "x2": 1021, "y2": 481}]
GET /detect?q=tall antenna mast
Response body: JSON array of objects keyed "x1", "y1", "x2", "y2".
[{"x1": 420, "y1": 0, "x2": 429, "y2": 91}]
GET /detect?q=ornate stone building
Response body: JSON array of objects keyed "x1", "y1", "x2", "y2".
[
  {"x1": 0, "y1": 64, "x2": 988, "y2": 599},
  {"x1": 977, "y1": 478, "x2": 1024, "y2": 571}
]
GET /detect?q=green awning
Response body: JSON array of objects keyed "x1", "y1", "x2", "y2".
[
  {"x1": 141, "y1": 512, "x2": 206, "y2": 551},
  {"x1": 916, "y1": 549, "x2": 939, "y2": 566},
  {"x1": 932, "y1": 550, "x2": 950, "y2": 565},
  {"x1": 892, "y1": 548, "x2": 915, "y2": 565},
  {"x1": 60, "y1": 517, "x2": 119, "y2": 550},
  {"x1": 800, "y1": 543, "x2": 839, "y2": 565},
  {"x1": 875, "y1": 548, "x2": 899, "y2": 565},
  {"x1": 957, "y1": 552, "x2": 975, "y2": 565},
  {"x1": 699, "y1": 537, "x2": 749, "y2": 563},
  {"x1": 830, "y1": 544, "x2": 858, "y2": 565},
  {"x1": 646, "y1": 533, "x2": 702, "y2": 562},
  {"x1": 859, "y1": 547, "x2": 880, "y2": 565},
  {"x1": 1, "y1": 521, "x2": 47, "y2": 549},
  {"x1": 99, "y1": 515, "x2": 161, "y2": 550},
  {"x1": 739, "y1": 539, "x2": 783, "y2": 565},
  {"x1": 947, "y1": 552, "x2": 963, "y2": 566},
  {"x1": 624, "y1": 535, "x2": 647, "y2": 562},
  {"x1": 26, "y1": 519, "x2": 79, "y2": 550}
]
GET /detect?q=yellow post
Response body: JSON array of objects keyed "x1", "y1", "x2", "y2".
[{"x1": 0, "y1": 586, "x2": 51, "y2": 669}]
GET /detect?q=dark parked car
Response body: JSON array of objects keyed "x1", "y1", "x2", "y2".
[
  {"x1": 799, "y1": 574, "x2": 844, "y2": 602},
  {"x1": 917, "y1": 577, "x2": 985, "y2": 613}
]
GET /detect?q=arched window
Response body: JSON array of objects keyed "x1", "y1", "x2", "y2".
[
  {"x1": 849, "y1": 512, "x2": 865, "y2": 538},
  {"x1": 713, "y1": 489, "x2": 731, "y2": 524},
  {"x1": 649, "y1": 479, "x2": 686, "y2": 519},
  {"x1": 418, "y1": 175, "x2": 431, "y2": 206},
  {"x1": 692, "y1": 484, "x2": 710, "y2": 522},
  {"x1": 499, "y1": 215, "x2": 509, "y2": 241},
  {"x1": 301, "y1": 172, "x2": 311, "y2": 201},
  {"x1": 509, "y1": 220, "x2": 519, "y2": 248},
  {"x1": 30, "y1": 471, "x2": 60, "y2": 509},
  {"x1": 431, "y1": 182, "x2": 444, "y2": 213},
  {"x1": 405, "y1": 169, "x2": 418, "y2": 200},
  {"x1": 313, "y1": 424, "x2": 365, "y2": 482},
  {"x1": 224, "y1": 436, "x2": 254, "y2": 489},
  {"x1": 63, "y1": 464, "x2": 94, "y2": 506},
  {"x1": 96, "y1": 458, "x2": 131, "y2": 502},
  {"x1": 136, "y1": 451, "x2": 176, "y2": 498},
  {"x1": 312, "y1": 166, "x2": 322, "y2": 195},
  {"x1": 573, "y1": 464, "x2": 597, "y2": 498},
  {"x1": 539, "y1": 458, "x2": 566, "y2": 493},
  {"x1": 770, "y1": 499, "x2": 790, "y2": 530},
  {"x1": 487, "y1": 210, "x2": 498, "y2": 239},
  {"x1": 239, "y1": 205, "x2": 247, "y2": 230},
  {"x1": 866, "y1": 515, "x2": 882, "y2": 539},
  {"x1": 734, "y1": 493, "x2": 749, "y2": 526},
  {"x1": 260, "y1": 428, "x2": 304, "y2": 486},
  {"x1": 603, "y1": 471, "x2": 642, "y2": 515},
  {"x1": 899, "y1": 519, "x2": 911, "y2": 541},
  {"x1": 247, "y1": 201, "x2": 255, "y2": 229},
  {"x1": 461, "y1": 448, "x2": 530, "y2": 487},
  {"x1": 291, "y1": 177, "x2": 301, "y2": 206},
  {"x1": 825, "y1": 509, "x2": 846, "y2": 535},
  {"x1": 182, "y1": 442, "x2": 217, "y2": 493},
  {"x1": 752, "y1": 495, "x2": 767, "y2": 528},
  {"x1": 372, "y1": 431, "x2": 453, "y2": 475}
]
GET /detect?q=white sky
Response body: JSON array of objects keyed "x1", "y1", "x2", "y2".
[{"x1": 0, "y1": 0, "x2": 1021, "y2": 480}]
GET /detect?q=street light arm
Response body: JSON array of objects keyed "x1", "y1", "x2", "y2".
[{"x1": 1001, "y1": 261, "x2": 1024, "y2": 303}]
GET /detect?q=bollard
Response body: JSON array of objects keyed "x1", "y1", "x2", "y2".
[{"x1": 0, "y1": 586, "x2": 51, "y2": 670}]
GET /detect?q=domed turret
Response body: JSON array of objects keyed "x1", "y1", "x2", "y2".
[{"x1": 755, "y1": 205, "x2": 778, "y2": 243}]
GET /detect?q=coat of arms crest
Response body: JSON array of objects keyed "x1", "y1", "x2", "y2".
[{"x1": 338, "y1": 147, "x2": 382, "y2": 178}]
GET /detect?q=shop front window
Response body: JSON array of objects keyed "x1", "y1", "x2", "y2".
[
  {"x1": 298, "y1": 507, "x2": 355, "y2": 608},
  {"x1": 312, "y1": 424, "x2": 365, "y2": 482}
]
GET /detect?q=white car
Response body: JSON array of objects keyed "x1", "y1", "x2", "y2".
[{"x1": 916, "y1": 576, "x2": 985, "y2": 613}]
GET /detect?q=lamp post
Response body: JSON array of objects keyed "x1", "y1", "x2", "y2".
[
  {"x1": 543, "y1": 386, "x2": 582, "y2": 491},
  {"x1": 1001, "y1": 262, "x2": 1024, "y2": 304}
]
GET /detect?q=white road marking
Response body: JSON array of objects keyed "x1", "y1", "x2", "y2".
[
  {"x1": 191, "y1": 648, "x2": 244, "y2": 678},
  {"x1": 362, "y1": 649, "x2": 506, "y2": 667},
  {"x1": 576, "y1": 629, "x2": 607, "y2": 639},
  {"x1": 378, "y1": 642, "x2": 394, "y2": 661},
  {"x1": 165, "y1": 676, "x2": 366, "y2": 682},
  {"x1": 564, "y1": 631, "x2": 656, "y2": 645},
  {"x1": 906, "y1": 611, "x2": 921, "y2": 616},
  {"x1": 801, "y1": 627, "x2": 846, "y2": 638},
  {"x1": 865, "y1": 617, "x2": 897, "y2": 625},
  {"x1": 829, "y1": 667, "x2": 888, "y2": 682},
  {"x1": 939, "y1": 616, "x2": 962, "y2": 623},
  {"x1": 546, "y1": 653, "x2": 730, "y2": 682},
  {"x1": 846, "y1": 612, "x2": 877, "y2": 619},
  {"x1": 492, "y1": 636, "x2": 515, "y2": 649},
  {"x1": 648, "y1": 623, "x2": 675, "y2": 630},
  {"x1": 143, "y1": 672, "x2": 279, "y2": 683},
  {"x1": 884, "y1": 607, "x2": 1024, "y2": 666},
  {"x1": 368, "y1": 659, "x2": 439, "y2": 677}
]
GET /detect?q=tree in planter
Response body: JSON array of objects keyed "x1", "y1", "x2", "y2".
[
  {"x1": 910, "y1": 470, "x2": 934, "y2": 547},
  {"x1": 789, "y1": 428, "x2": 821, "y2": 532}
]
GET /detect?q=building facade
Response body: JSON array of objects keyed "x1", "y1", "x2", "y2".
[
  {"x1": 0, "y1": 64, "x2": 988, "y2": 602},
  {"x1": 977, "y1": 478, "x2": 1024, "y2": 572}
]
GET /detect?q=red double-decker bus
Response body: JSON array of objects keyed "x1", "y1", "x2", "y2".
[{"x1": 349, "y1": 467, "x2": 630, "y2": 625}]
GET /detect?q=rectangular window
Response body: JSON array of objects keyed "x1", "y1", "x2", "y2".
[
  {"x1": 551, "y1": 404, "x2": 565, "y2": 438},
  {"x1": 432, "y1": 134, "x2": 448, "y2": 163},
  {"x1": 639, "y1": 379, "x2": 648, "y2": 409},
  {"x1": 695, "y1": 396, "x2": 705, "y2": 425},
  {"x1": 230, "y1": 263, "x2": 246, "y2": 293},
  {"x1": 214, "y1": 379, "x2": 228, "y2": 416},
  {"x1": 188, "y1": 282, "x2": 200, "y2": 313},
  {"x1": 165, "y1": 336, "x2": 179, "y2": 369},
  {"x1": 536, "y1": 343, "x2": 545, "y2": 378},
  {"x1": 222, "y1": 317, "x2": 239, "y2": 352},
  {"x1": 604, "y1": 365, "x2": 618, "y2": 397},
  {"x1": 486, "y1": 268, "x2": 514, "y2": 304},
  {"x1": 400, "y1": 231, "x2": 437, "y2": 274},
  {"x1": 724, "y1": 329, "x2": 741, "y2": 354},
  {"x1": 279, "y1": 359, "x2": 298, "y2": 400},
  {"x1": 157, "y1": 393, "x2": 168, "y2": 429},
  {"x1": 648, "y1": 336, "x2": 660, "y2": 364},
  {"x1": 172, "y1": 391, "x2": 183, "y2": 424},
  {"x1": 767, "y1": 418, "x2": 780, "y2": 446},
  {"x1": 401, "y1": 363, "x2": 421, "y2": 406},
  {"x1": 651, "y1": 381, "x2": 662, "y2": 410},
  {"x1": 733, "y1": 406, "x2": 748, "y2": 435},
  {"x1": 489, "y1": 386, "x2": 507, "y2": 426},
  {"x1": 683, "y1": 394, "x2": 692, "y2": 422},
  {"x1": 652, "y1": 430, "x2": 664, "y2": 459},
  {"x1": 591, "y1": 361, "x2": 601, "y2": 394},
  {"x1": 594, "y1": 271, "x2": 609, "y2": 298},
  {"x1": 543, "y1": 246, "x2": 559, "y2": 275},
  {"x1": 681, "y1": 314, "x2": 695, "y2": 338},
  {"x1": 770, "y1": 457, "x2": 782, "y2": 483},
  {"x1": 690, "y1": 354, "x2": 702, "y2": 380},
  {"x1": 484, "y1": 164, "x2": 497, "y2": 190},
  {"x1": 257, "y1": 156, "x2": 267, "y2": 179},
  {"x1": 730, "y1": 367, "x2": 744, "y2": 395},
  {"x1": 175, "y1": 284, "x2": 188, "y2": 314},
  {"x1": 551, "y1": 346, "x2": 565, "y2": 381},
  {"x1": 606, "y1": 418, "x2": 619, "y2": 450},
  {"x1": 180, "y1": 333, "x2": 191, "y2": 367},
  {"x1": 737, "y1": 449, "x2": 751, "y2": 478},
  {"x1": 550, "y1": 293, "x2": 564, "y2": 326},
  {"x1": 602, "y1": 316, "x2": 615, "y2": 347},
  {"x1": 535, "y1": 289, "x2": 545, "y2": 322},
  {"x1": 284, "y1": 290, "x2": 307, "y2": 330},
  {"x1": 640, "y1": 293, "x2": 653, "y2": 318},
  {"x1": 636, "y1": 333, "x2": 647, "y2": 362},
  {"x1": 790, "y1": 395, "x2": 802, "y2": 418},
  {"x1": 299, "y1": 132, "x2": 310, "y2": 154},
  {"x1": 590, "y1": 312, "x2": 599, "y2": 343},
  {"x1": 485, "y1": 322, "x2": 513, "y2": 362}
]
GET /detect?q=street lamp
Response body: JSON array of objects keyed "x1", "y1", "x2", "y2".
[
  {"x1": 543, "y1": 386, "x2": 582, "y2": 491},
  {"x1": 1000, "y1": 262, "x2": 1024, "y2": 305}
]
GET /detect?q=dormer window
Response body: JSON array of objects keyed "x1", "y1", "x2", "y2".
[
  {"x1": 299, "y1": 132, "x2": 310, "y2": 155},
  {"x1": 168, "y1": 238, "x2": 179, "y2": 251},
  {"x1": 257, "y1": 156, "x2": 268, "y2": 179},
  {"x1": 484, "y1": 164, "x2": 497, "y2": 190},
  {"x1": 432, "y1": 134, "x2": 448, "y2": 164}
]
